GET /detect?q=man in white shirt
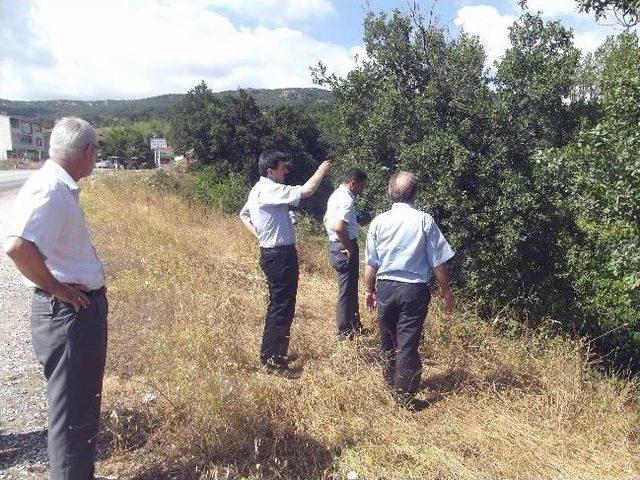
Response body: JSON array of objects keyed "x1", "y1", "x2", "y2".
[
  {"x1": 324, "y1": 168, "x2": 367, "y2": 340},
  {"x1": 240, "y1": 150, "x2": 331, "y2": 377},
  {"x1": 365, "y1": 171, "x2": 455, "y2": 408},
  {"x1": 4, "y1": 117, "x2": 107, "y2": 479}
]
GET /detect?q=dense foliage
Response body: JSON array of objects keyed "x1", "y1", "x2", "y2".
[
  {"x1": 40, "y1": 1, "x2": 637, "y2": 368},
  {"x1": 170, "y1": 83, "x2": 333, "y2": 217},
  {"x1": 308, "y1": 7, "x2": 639, "y2": 367}
]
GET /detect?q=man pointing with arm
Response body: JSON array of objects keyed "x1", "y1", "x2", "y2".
[{"x1": 240, "y1": 150, "x2": 331, "y2": 378}]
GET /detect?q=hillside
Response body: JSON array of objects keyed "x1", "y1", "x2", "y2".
[
  {"x1": 81, "y1": 171, "x2": 639, "y2": 479},
  {"x1": 0, "y1": 88, "x2": 333, "y2": 127}
]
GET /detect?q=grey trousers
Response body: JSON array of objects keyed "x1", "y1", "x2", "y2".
[
  {"x1": 30, "y1": 287, "x2": 108, "y2": 480},
  {"x1": 328, "y1": 241, "x2": 362, "y2": 338},
  {"x1": 376, "y1": 280, "x2": 430, "y2": 396}
]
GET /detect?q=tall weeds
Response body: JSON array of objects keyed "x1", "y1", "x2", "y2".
[{"x1": 83, "y1": 172, "x2": 640, "y2": 479}]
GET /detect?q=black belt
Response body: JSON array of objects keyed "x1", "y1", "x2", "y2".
[
  {"x1": 260, "y1": 244, "x2": 296, "y2": 252},
  {"x1": 34, "y1": 285, "x2": 107, "y2": 296}
]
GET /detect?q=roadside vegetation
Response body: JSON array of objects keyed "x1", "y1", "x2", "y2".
[{"x1": 83, "y1": 172, "x2": 639, "y2": 479}]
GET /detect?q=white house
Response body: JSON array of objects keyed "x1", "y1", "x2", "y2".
[{"x1": 0, "y1": 113, "x2": 46, "y2": 161}]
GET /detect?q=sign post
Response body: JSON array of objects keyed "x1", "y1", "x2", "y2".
[{"x1": 150, "y1": 137, "x2": 167, "y2": 168}]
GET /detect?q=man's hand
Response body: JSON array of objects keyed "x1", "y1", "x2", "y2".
[
  {"x1": 442, "y1": 289, "x2": 455, "y2": 315},
  {"x1": 4, "y1": 237, "x2": 90, "y2": 313},
  {"x1": 365, "y1": 291, "x2": 377, "y2": 311},
  {"x1": 317, "y1": 160, "x2": 332, "y2": 176},
  {"x1": 52, "y1": 283, "x2": 91, "y2": 313},
  {"x1": 340, "y1": 247, "x2": 354, "y2": 262}
]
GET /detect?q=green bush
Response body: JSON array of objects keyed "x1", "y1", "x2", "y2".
[
  {"x1": 190, "y1": 166, "x2": 248, "y2": 215},
  {"x1": 143, "y1": 170, "x2": 182, "y2": 193}
]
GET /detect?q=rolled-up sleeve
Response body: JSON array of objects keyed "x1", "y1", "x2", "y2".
[
  {"x1": 336, "y1": 198, "x2": 352, "y2": 223},
  {"x1": 6, "y1": 187, "x2": 66, "y2": 259},
  {"x1": 425, "y1": 220, "x2": 455, "y2": 269},
  {"x1": 261, "y1": 184, "x2": 303, "y2": 207},
  {"x1": 365, "y1": 221, "x2": 380, "y2": 267},
  {"x1": 239, "y1": 200, "x2": 252, "y2": 224}
]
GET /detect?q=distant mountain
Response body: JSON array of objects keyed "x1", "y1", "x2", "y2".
[{"x1": 0, "y1": 88, "x2": 334, "y2": 127}]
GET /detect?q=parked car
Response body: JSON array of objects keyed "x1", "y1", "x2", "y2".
[{"x1": 95, "y1": 159, "x2": 115, "y2": 169}]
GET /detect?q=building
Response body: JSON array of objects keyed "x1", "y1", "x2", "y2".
[{"x1": 0, "y1": 114, "x2": 46, "y2": 161}]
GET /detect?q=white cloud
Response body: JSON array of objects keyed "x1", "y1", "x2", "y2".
[
  {"x1": 208, "y1": 0, "x2": 335, "y2": 24},
  {"x1": 454, "y1": 5, "x2": 515, "y2": 66},
  {"x1": 0, "y1": 0, "x2": 357, "y2": 100},
  {"x1": 454, "y1": 2, "x2": 630, "y2": 68},
  {"x1": 574, "y1": 29, "x2": 616, "y2": 53}
]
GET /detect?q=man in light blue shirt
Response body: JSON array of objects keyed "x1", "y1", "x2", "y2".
[
  {"x1": 324, "y1": 168, "x2": 367, "y2": 340},
  {"x1": 365, "y1": 171, "x2": 455, "y2": 407},
  {"x1": 240, "y1": 150, "x2": 331, "y2": 378}
]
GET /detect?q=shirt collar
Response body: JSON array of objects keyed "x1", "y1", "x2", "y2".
[
  {"x1": 44, "y1": 160, "x2": 80, "y2": 191},
  {"x1": 259, "y1": 176, "x2": 278, "y2": 186},
  {"x1": 391, "y1": 202, "x2": 415, "y2": 210}
]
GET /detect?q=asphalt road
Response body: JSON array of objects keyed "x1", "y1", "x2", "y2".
[
  {"x1": 0, "y1": 170, "x2": 34, "y2": 199},
  {"x1": 0, "y1": 168, "x2": 49, "y2": 478}
]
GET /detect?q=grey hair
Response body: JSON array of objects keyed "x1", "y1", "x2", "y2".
[
  {"x1": 49, "y1": 117, "x2": 97, "y2": 160},
  {"x1": 388, "y1": 171, "x2": 418, "y2": 203}
]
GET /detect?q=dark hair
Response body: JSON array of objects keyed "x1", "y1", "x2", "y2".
[
  {"x1": 388, "y1": 171, "x2": 418, "y2": 203},
  {"x1": 258, "y1": 150, "x2": 286, "y2": 176},
  {"x1": 344, "y1": 168, "x2": 368, "y2": 184}
]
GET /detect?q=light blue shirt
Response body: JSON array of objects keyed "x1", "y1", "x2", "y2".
[
  {"x1": 324, "y1": 184, "x2": 359, "y2": 241},
  {"x1": 240, "y1": 176, "x2": 303, "y2": 248},
  {"x1": 366, "y1": 202, "x2": 455, "y2": 283}
]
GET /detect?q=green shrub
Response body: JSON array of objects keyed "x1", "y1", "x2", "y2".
[{"x1": 190, "y1": 166, "x2": 248, "y2": 215}]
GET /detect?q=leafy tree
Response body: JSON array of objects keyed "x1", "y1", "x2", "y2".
[
  {"x1": 495, "y1": 13, "x2": 581, "y2": 163},
  {"x1": 100, "y1": 125, "x2": 152, "y2": 167},
  {"x1": 314, "y1": 7, "x2": 590, "y2": 325},
  {"x1": 576, "y1": 0, "x2": 640, "y2": 27},
  {"x1": 208, "y1": 90, "x2": 268, "y2": 173},
  {"x1": 262, "y1": 104, "x2": 332, "y2": 216},
  {"x1": 170, "y1": 81, "x2": 219, "y2": 163},
  {"x1": 543, "y1": 32, "x2": 640, "y2": 364}
]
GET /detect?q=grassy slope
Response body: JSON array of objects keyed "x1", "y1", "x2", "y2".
[{"x1": 82, "y1": 172, "x2": 639, "y2": 479}]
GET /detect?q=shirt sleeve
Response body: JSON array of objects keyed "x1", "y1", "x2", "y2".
[
  {"x1": 239, "y1": 200, "x2": 252, "y2": 224},
  {"x1": 365, "y1": 221, "x2": 380, "y2": 267},
  {"x1": 5, "y1": 186, "x2": 67, "y2": 259},
  {"x1": 260, "y1": 184, "x2": 303, "y2": 207},
  {"x1": 425, "y1": 217, "x2": 455, "y2": 269},
  {"x1": 336, "y1": 199, "x2": 353, "y2": 223}
]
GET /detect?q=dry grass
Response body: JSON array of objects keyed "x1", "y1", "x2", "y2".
[{"x1": 82, "y1": 172, "x2": 640, "y2": 479}]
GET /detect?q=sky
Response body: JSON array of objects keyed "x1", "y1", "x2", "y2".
[{"x1": 0, "y1": 0, "x2": 630, "y2": 101}]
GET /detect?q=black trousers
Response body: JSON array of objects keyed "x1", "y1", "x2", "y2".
[
  {"x1": 328, "y1": 241, "x2": 361, "y2": 338},
  {"x1": 30, "y1": 287, "x2": 108, "y2": 480},
  {"x1": 376, "y1": 280, "x2": 430, "y2": 396},
  {"x1": 259, "y1": 245, "x2": 299, "y2": 366}
]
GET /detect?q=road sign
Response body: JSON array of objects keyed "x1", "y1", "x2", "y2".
[{"x1": 150, "y1": 138, "x2": 167, "y2": 150}]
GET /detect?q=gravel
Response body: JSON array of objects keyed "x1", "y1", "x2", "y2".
[{"x1": 0, "y1": 177, "x2": 49, "y2": 479}]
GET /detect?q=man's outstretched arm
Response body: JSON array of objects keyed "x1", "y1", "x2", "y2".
[{"x1": 301, "y1": 160, "x2": 331, "y2": 198}]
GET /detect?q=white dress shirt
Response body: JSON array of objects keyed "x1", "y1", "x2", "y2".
[
  {"x1": 4, "y1": 160, "x2": 106, "y2": 290},
  {"x1": 366, "y1": 202, "x2": 455, "y2": 283},
  {"x1": 324, "y1": 184, "x2": 360, "y2": 241},
  {"x1": 240, "y1": 176, "x2": 303, "y2": 248}
]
